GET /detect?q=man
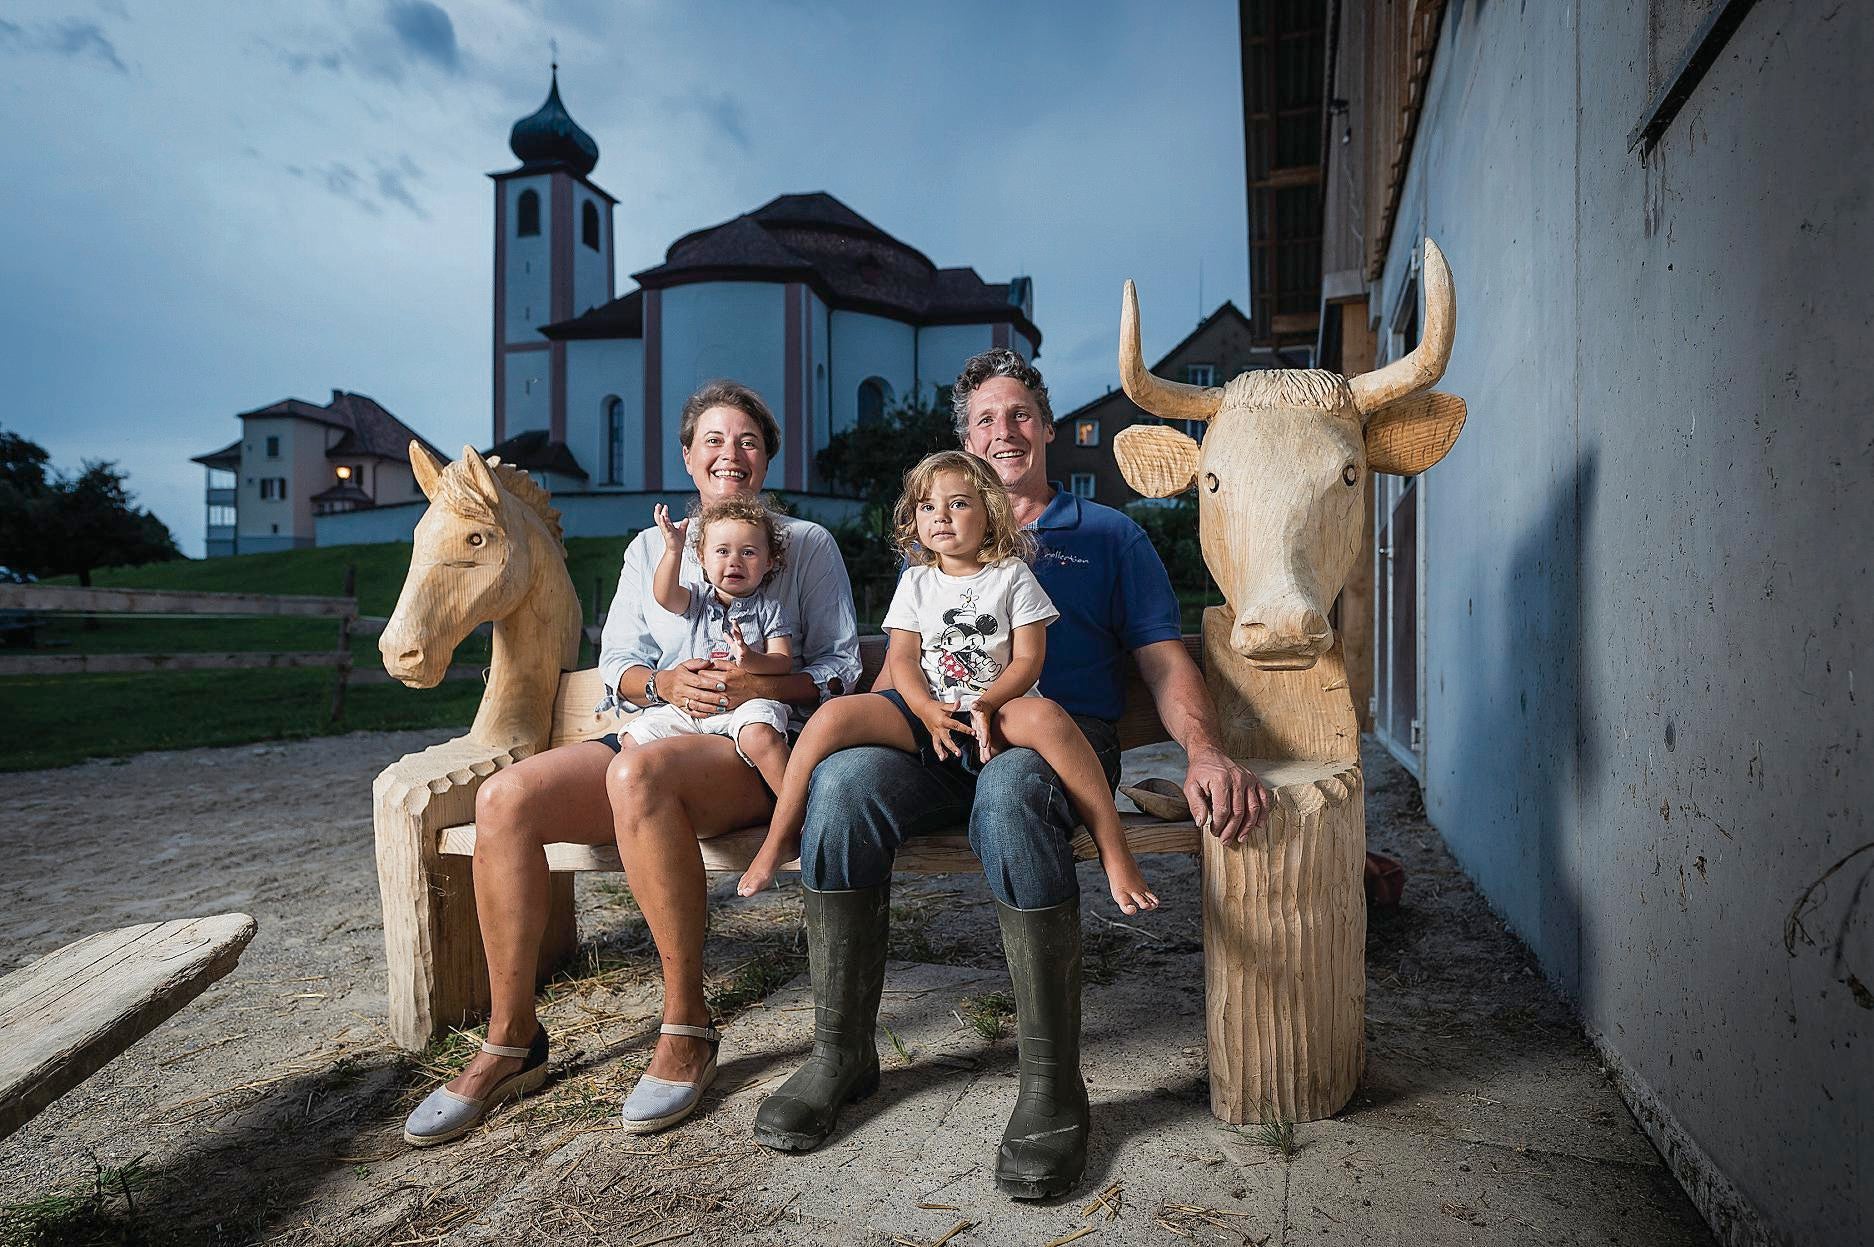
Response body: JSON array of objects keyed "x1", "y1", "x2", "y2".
[{"x1": 753, "y1": 349, "x2": 1271, "y2": 1198}]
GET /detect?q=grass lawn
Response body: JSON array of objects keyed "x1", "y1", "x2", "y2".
[{"x1": 6, "y1": 538, "x2": 640, "y2": 771}]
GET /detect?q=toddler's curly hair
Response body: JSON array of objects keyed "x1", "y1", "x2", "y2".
[
  {"x1": 690, "y1": 495, "x2": 788, "y2": 587},
  {"x1": 892, "y1": 451, "x2": 1034, "y2": 568}
]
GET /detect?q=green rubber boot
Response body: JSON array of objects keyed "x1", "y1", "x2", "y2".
[
  {"x1": 753, "y1": 883, "x2": 889, "y2": 1151},
  {"x1": 993, "y1": 896, "x2": 1090, "y2": 1199}
]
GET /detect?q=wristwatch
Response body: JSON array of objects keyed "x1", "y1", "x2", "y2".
[{"x1": 643, "y1": 673, "x2": 665, "y2": 707}]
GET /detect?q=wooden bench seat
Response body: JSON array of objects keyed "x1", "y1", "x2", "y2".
[{"x1": 0, "y1": 913, "x2": 257, "y2": 1140}]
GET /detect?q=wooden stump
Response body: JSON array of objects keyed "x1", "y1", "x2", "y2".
[{"x1": 1201, "y1": 757, "x2": 1366, "y2": 1123}]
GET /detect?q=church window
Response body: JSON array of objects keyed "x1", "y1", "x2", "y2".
[
  {"x1": 857, "y1": 377, "x2": 893, "y2": 428},
  {"x1": 582, "y1": 201, "x2": 601, "y2": 251},
  {"x1": 517, "y1": 189, "x2": 540, "y2": 237},
  {"x1": 605, "y1": 396, "x2": 625, "y2": 484}
]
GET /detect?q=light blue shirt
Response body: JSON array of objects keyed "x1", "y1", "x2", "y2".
[{"x1": 598, "y1": 515, "x2": 862, "y2": 728}]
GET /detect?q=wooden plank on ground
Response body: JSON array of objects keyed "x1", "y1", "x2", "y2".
[
  {"x1": 437, "y1": 814, "x2": 1203, "y2": 875},
  {"x1": 0, "y1": 651, "x2": 347, "y2": 677},
  {"x1": 0, "y1": 585, "x2": 354, "y2": 619},
  {"x1": 0, "y1": 913, "x2": 257, "y2": 1141}
]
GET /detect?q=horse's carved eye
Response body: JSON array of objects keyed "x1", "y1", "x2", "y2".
[
  {"x1": 467, "y1": 532, "x2": 485, "y2": 547},
  {"x1": 1343, "y1": 464, "x2": 1359, "y2": 486},
  {"x1": 1204, "y1": 472, "x2": 1220, "y2": 494}
]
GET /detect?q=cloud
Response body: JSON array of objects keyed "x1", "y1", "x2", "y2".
[
  {"x1": 661, "y1": 92, "x2": 752, "y2": 151},
  {"x1": 373, "y1": 155, "x2": 429, "y2": 219},
  {"x1": 0, "y1": 18, "x2": 129, "y2": 74},
  {"x1": 386, "y1": 1, "x2": 460, "y2": 74},
  {"x1": 283, "y1": 154, "x2": 429, "y2": 219}
]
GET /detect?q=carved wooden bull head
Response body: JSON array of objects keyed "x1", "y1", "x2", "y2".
[{"x1": 1114, "y1": 239, "x2": 1466, "y2": 669}]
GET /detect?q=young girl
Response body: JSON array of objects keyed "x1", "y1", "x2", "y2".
[
  {"x1": 618, "y1": 496, "x2": 794, "y2": 797},
  {"x1": 740, "y1": 451, "x2": 1159, "y2": 915}
]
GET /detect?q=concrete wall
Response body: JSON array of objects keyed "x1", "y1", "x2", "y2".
[
  {"x1": 564, "y1": 338, "x2": 644, "y2": 488},
  {"x1": 1381, "y1": 3, "x2": 1871, "y2": 1242}
]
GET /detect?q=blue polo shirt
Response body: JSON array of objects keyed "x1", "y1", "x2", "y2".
[{"x1": 1027, "y1": 485, "x2": 1182, "y2": 721}]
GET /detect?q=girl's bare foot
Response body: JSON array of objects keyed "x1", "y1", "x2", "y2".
[{"x1": 1106, "y1": 866, "x2": 1160, "y2": 915}]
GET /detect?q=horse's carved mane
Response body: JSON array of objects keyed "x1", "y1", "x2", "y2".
[{"x1": 435, "y1": 457, "x2": 564, "y2": 548}]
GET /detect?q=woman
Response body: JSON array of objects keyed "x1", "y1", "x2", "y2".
[{"x1": 403, "y1": 380, "x2": 860, "y2": 1143}]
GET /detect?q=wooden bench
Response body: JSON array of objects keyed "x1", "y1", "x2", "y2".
[{"x1": 0, "y1": 913, "x2": 257, "y2": 1140}]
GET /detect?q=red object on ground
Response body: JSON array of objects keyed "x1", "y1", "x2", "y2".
[{"x1": 1365, "y1": 852, "x2": 1406, "y2": 908}]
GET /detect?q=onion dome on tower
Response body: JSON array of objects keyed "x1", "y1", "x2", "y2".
[{"x1": 508, "y1": 66, "x2": 599, "y2": 175}]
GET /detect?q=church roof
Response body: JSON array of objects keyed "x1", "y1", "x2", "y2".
[
  {"x1": 222, "y1": 391, "x2": 447, "y2": 465},
  {"x1": 545, "y1": 192, "x2": 1040, "y2": 347},
  {"x1": 507, "y1": 68, "x2": 599, "y2": 176},
  {"x1": 484, "y1": 429, "x2": 590, "y2": 481}
]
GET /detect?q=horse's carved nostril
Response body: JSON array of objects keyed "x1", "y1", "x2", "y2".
[{"x1": 397, "y1": 648, "x2": 423, "y2": 668}]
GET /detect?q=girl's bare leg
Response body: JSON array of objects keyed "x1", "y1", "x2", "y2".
[
  {"x1": 741, "y1": 695, "x2": 917, "y2": 895},
  {"x1": 735, "y1": 724, "x2": 790, "y2": 802},
  {"x1": 608, "y1": 735, "x2": 776, "y2": 1081},
  {"x1": 993, "y1": 698, "x2": 1160, "y2": 913},
  {"x1": 451, "y1": 741, "x2": 619, "y2": 1100}
]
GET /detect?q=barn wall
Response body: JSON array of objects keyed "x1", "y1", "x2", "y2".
[{"x1": 1382, "y1": 2, "x2": 1872, "y2": 1242}]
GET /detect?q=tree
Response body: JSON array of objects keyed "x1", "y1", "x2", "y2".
[
  {"x1": 814, "y1": 390, "x2": 960, "y2": 607},
  {"x1": 0, "y1": 427, "x2": 180, "y2": 585}
]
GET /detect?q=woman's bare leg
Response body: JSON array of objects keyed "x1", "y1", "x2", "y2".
[
  {"x1": 608, "y1": 735, "x2": 777, "y2": 1081},
  {"x1": 450, "y1": 741, "x2": 618, "y2": 1100}
]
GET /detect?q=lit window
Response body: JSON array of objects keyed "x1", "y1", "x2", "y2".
[
  {"x1": 1069, "y1": 473, "x2": 1096, "y2": 499},
  {"x1": 1074, "y1": 419, "x2": 1100, "y2": 447},
  {"x1": 517, "y1": 188, "x2": 540, "y2": 237},
  {"x1": 582, "y1": 201, "x2": 601, "y2": 251},
  {"x1": 1185, "y1": 364, "x2": 1217, "y2": 387}
]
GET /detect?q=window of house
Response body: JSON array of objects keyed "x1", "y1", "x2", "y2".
[
  {"x1": 1074, "y1": 419, "x2": 1100, "y2": 447},
  {"x1": 605, "y1": 396, "x2": 625, "y2": 484},
  {"x1": 582, "y1": 201, "x2": 600, "y2": 251},
  {"x1": 1185, "y1": 364, "x2": 1217, "y2": 387},
  {"x1": 857, "y1": 377, "x2": 893, "y2": 428},
  {"x1": 265, "y1": 435, "x2": 280, "y2": 458},
  {"x1": 1069, "y1": 473, "x2": 1096, "y2": 499},
  {"x1": 517, "y1": 189, "x2": 540, "y2": 237},
  {"x1": 208, "y1": 505, "x2": 236, "y2": 528}
]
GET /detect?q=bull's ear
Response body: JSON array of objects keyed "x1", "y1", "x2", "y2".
[
  {"x1": 409, "y1": 440, "x2": 445, "y2": 500},
  {"x1": 1114, "y1": 425, "x2": 1200, "y2": 497},
  {"x1": 1364, "y1": 391, "x2": 1467, "y2": 475}
]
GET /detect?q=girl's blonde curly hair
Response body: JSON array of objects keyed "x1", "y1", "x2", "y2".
[
  {"x1": 892, "y1": 451, "x2": 1034, "y2": 568},
  {"x1": 690, "y1": 495, "x2": 788, "y2": 587}
]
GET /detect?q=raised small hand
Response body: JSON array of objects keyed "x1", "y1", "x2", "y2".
[
  {"x1": 653, "y1": 503, "x2": 688, "y2": 553},
  {"x1": 728, "y1": 621, "x2": 749, "y2": 665}
]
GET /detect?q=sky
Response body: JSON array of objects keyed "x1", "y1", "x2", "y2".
[{"x1": 0, "y1": 0, "x2": 1250, "y2": 558}]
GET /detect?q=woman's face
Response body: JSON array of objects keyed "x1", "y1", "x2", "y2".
[{"x1": 682, "y1": 406, "x2": 770, "y2": 505}]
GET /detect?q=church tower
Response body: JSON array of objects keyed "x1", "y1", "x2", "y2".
[{"x1": 491, "y1": 67, "x2": 615, "y2": 447}]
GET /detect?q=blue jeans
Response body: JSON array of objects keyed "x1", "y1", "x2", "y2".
[{"x1": 799, "y1": 714, "x2": 1122, "y2": 908}]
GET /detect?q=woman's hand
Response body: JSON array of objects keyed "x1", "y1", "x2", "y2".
[
  {"x1": 664, "y1": 658, "x2": 770, "y2": 717},
  {"x1": 653, "y1": 503, "x2": 688, "y2": 554},
  {"x1": 914, "y1": 697, "x2": 972, "y2": 761},
  {"x1": 968, "y1": 699, "x2": 1006, "y2": 762}
]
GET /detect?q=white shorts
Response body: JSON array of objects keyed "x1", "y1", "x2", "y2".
[{"x1": 623, "y1": 698, "x2": 791, "y2": 767}]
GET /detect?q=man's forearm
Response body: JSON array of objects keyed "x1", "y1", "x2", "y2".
[{"x1": 1136, "y1": 641, "x2": 1228, "y2": 758}]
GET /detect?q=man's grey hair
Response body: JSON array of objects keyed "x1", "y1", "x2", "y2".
[{"x1": 950, "y1": 348, "x2": 1053, "y2": 443}]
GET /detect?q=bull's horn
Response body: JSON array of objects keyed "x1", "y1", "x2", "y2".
[
  {"x1": 1119, "y1": 281, "x2": 1224, "y2": 422},
  {"x1": 1348, "y1": 238, "x2": 1456, "y2": 416}
]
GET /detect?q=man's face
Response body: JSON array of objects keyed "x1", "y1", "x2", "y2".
[{"x1": 963, "y1": 375, "x2": 1053, "y2": 494}]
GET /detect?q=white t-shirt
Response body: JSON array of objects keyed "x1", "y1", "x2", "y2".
[{"x1": 881, "y1": 558, "x2": 1060, "y2": 707}]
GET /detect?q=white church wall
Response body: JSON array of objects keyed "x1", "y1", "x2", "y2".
[
  {"x1": 809, "y1": 294, "x2": 830, "y2": 487},
  {"x1": 658, "y1": 282, "x2": 788, "y2": 485},
  {"x1": 565, "y1": 338, "x2": 643, "y2": 488},
  {"x1": 829, "y1": 310, "x2": 915, "y2": 434},
  {"x1": 916, "y1": 324, "x2": 995, "y2": 398},
  {"x1": 501, "y1": 174, "x2": 553, "y2": 344},
  {"x1": 503, "y1": 350, "x2": 551, "y2": 436},
  {"x1": 571, "y1": 187, "x2": 611, "y2": 317}
]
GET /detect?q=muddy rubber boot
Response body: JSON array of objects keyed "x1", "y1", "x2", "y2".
[
  {"x1": 993, "y1": 896, "x2": 1090, "y2": 1199},
  {"x1": 753, "y1": 883, "x2": 889, "y2": 1151}
]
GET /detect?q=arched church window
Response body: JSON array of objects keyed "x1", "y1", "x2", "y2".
[
  {"x1": 516, "y1": 189, "x2": 540, "y2": 237},
  {"x1": 857, "y1": 376, "x2": 893, "y2": 428},
  {"x1": 582, "y1": 201, "x2": 601, "y2": 251},
  {"x1": 605, "y1": 396, "x2": 625, "y2": 484}
]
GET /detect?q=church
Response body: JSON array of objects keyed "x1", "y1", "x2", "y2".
[{"x1": 195, "y1": 71, "x2": 1041, "y2": 553}]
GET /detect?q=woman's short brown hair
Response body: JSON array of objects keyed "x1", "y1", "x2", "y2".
[
  {"x1": 892, "y1": 451, "x2": 1034, "y2": 569},
  {"x1": 679, "y1": 380, "x2": 781, "y2": 459},
  {"x1": 690, "y1": 494, "x2": 788, "y2": 587}
]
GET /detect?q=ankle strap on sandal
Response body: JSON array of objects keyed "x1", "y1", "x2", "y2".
[
  {"x1": 480, "y1": 1038, "x2": 535, "y2": 1058},
  {"x1": 660, "y1": 1022, "x2": 720, "y2": 1042}
]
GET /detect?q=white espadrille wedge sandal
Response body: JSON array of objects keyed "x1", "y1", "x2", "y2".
[
  {"x1": 403, "y1": 1028, "x2": 550, "y2": 1147},
  {"x1": 620, "y1": 1022, "x2": 721, "y2": 1134}
]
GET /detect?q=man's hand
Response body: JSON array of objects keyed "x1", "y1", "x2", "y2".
[{"x1": 1183, "y1": 745, "x2": 1272, "y2": 845}]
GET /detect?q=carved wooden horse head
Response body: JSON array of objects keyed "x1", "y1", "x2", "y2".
[{"x1": 1114, "y1": 238, "x2": 1466, "y2": 670}]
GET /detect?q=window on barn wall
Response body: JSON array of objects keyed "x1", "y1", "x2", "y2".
[
  {"x1": 1069, "y1": 473, "x2": 1096, "y2": 499},
  {"x1": 582, "y1": 201, "x2": 601, "y2": 251},
  {"x1": 1185, "y1": 364, "x2": 1217, "y2": 387},
  {"x1": 517, "y1": 189, "x2": 540, "y2": 237},
  {"x1": 605, "y1": 396, "x2": 624, "y2": 484},
  {"x1": 857, "y1": 377, "x2": 893, "y2": 428}
]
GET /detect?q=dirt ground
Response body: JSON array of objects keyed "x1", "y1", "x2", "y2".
[{"x1": 0, "y1": 731, "x2": 1709, "y2": 1246}]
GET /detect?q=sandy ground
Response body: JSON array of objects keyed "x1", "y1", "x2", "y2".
[{"x1": 0, "y1": 731, "x2": 1711, "y2": 1246}]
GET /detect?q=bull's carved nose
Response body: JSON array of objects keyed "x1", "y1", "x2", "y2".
[{"x1": 1233, "y1": 609, "x2": 1333, "y2": 668}]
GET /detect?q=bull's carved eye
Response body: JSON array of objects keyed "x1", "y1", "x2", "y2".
[
  {"x1": 467, "y1": 532, "x2": 485, "y2": 547},
  {"x1": 1204, "y1": 472, "x2": 1220, "y2": 494},
  {"x1": 1342, "y1": 464, "x2": 1359, "y2": 487}
]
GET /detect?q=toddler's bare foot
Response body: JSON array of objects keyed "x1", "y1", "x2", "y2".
[{"x1": 1107, "y1": 866, "x2": 1160, "y2": 915}]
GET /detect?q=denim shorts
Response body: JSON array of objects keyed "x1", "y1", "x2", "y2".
[{"x1": 875, "y1": 688, "x2": 987, "y2": 774}]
